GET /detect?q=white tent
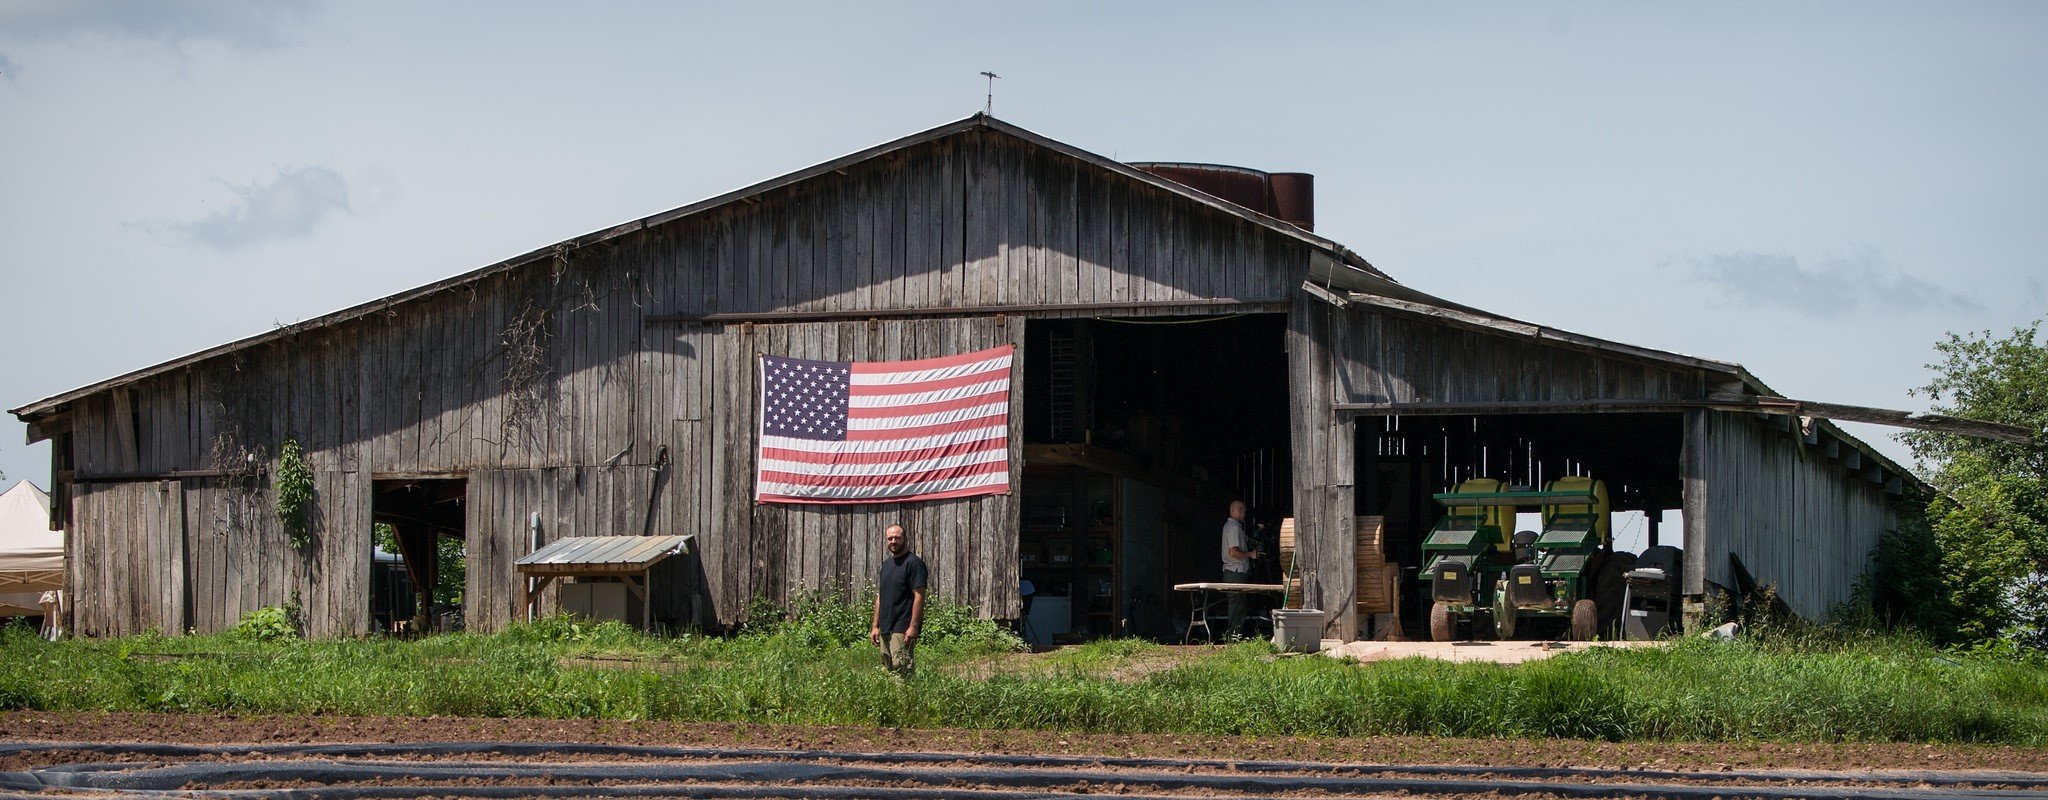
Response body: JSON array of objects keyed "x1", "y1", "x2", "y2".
[{"x1": 0, "y1": 481, "x2": 61, "y2": 618}]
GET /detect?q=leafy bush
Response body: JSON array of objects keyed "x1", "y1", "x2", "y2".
[
  {"x1": 228, "y1": 606, "x2": 299, "y2": 642},
  {"x1": 738, "y1": 587, "x2": 1024, "y2": 657}
]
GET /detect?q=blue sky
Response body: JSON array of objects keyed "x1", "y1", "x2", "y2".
[{"x1": 2, "y1": 1, "x2": 2044, "y2": 488}]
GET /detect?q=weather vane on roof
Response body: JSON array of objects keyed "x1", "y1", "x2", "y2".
[{"x1": 980, "y1": 71, "x2": 1001, "y2": 115}]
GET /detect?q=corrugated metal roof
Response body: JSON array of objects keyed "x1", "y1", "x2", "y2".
[{"x1": 515, "y1": 535, "x2": 690, "y2": 574}]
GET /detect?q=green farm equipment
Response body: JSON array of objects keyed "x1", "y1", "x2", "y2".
[
  {"x1": 1421, "y1": 478, "x2": 1513, "y2": 642},
  {"x1": 1422, "y1": 477, "x2": 1613, "y2": 642},
  {"x1": 1493, "y1": 476, "x2": 1610, "y2": 641}
]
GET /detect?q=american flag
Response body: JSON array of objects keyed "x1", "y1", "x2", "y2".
[{"x1": 755, "y1": 344, "x2": 1014, "y2": 504}]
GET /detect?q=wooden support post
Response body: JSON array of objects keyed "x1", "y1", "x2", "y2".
[
  {"x1": 523, "y1": 575, "x2": 556, "y2": 618},
  {"x1": 620, "y1": 573, "x2": 649, "y2": 631},
  {"x1": 391, "y1": 523, "x2": 438, "y2": 634}
]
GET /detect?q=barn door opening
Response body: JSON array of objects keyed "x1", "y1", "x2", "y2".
[
  {"x1": 1019, "y1": 314, "x2": 1292, "y2": 644},
  {"x1": 1353, "y1": 412, "x2": 1685, "y2": 640},
  {"x1": 371, "y1": 478, "x2": 466, "y2": 635}
]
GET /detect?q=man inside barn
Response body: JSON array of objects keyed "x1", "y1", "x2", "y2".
[
  {"x1": 870, "y1": 524, "x2": 928, "y2": 677},
  {"x1": 1220, "y1": 500, "x2": 1261, "y2": 638}
]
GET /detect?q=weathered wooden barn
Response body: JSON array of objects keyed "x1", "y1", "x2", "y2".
[{"x1": 12, "y1": 115, "x2": 1926, "y2": 639}]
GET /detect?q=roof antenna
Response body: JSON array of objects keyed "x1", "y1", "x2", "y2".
[{"x1": 980, "y1": 71, "x2": 1001, "y2": 116}]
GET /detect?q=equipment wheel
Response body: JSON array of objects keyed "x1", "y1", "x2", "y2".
[
  {"x1": 1429, "y1": 601, "x2": 1455, "y2": 642},
  {"x1": 1492, "y1": 582, "x2": 1518, "y2": 640},
  {"x1": 1569, "y1": 598, "x2": 1597, "y2": 641},
  {"x1": 1593, "y1": 551, "x2": 1637, "y2": 639}
]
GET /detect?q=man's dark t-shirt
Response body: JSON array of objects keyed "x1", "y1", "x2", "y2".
[{"x1": 878, "y1": 552, "x2": 929, "y2": 634}]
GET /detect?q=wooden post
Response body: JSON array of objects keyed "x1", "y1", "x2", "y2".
[{"x1": 391, "y1": 523, "x2": 437, "y2": 634}]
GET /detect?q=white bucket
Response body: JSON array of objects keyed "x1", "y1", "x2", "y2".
[{"x1": 1270, "y1": 608, "x2": 1327, "y2": 653}]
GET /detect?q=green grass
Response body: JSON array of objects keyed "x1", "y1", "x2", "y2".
[{"x1": 3, "y1": 600, "x2": 2045, "y2": 745}]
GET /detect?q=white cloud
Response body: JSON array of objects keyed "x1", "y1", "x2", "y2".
[
  {"x1": 0, "y1": 50, "x2": 17, "y2": 79},
  {"x1": 171, "y1": 165, "x2": 352, "y2": 250},
  {"x1": 1675, "y1": 244, "x2": 1981, "y2": 317},
  {"x1": 0, "y1": 0, "x2": 314, "y2": 51}
]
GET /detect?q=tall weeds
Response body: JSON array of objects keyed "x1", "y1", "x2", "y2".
[{"x1": 2, "y1": 595, "x2": 2043, "y2": 745}]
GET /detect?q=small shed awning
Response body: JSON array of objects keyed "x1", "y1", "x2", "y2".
[{"x1": 515, "y1": 535, "x2": 691, "y2": 576}]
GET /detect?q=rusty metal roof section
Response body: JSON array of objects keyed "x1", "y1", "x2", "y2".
[
  {"x1": 1129, "y1": 163, "x2": 1316, "y2": 231},
  {"x1": 515, "y1": 535, "x2": 691, "y2": 576}
]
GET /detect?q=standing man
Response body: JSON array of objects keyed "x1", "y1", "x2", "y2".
[
  {"x1": 871, "y1": 523, "x2": 928, "y2": 676},
  {"x1": 1220, "y1": 500, "x2": 1261, "y2": 638}
]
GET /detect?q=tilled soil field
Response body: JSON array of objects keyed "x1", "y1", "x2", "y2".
[{"x1": 6, "y1": 712, "x2": 2048, "y2": 798}]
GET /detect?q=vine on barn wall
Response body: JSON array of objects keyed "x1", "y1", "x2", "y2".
[
  {"x1": 275, "y1": 437, "x2": 314, "y2": 550},
  {"x1": 499, "y1": 298, "x2": 554, "y2": 448},
  {"x1": 206, "y1": 352, "x2": 269, "y2": 540}
]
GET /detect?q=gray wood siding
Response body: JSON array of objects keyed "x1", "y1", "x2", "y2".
[
  {"x1": 1286, "y1": 297, "x2": 1358, "y2": 637},
  {"x1": 703, "y1": 317, "x2": 1025, "y2": 627},
  {"x1": 66, "y1": 473, "x2": 369, "y2": 638},
  {"x1": 1329, "y1": 307, "x2": 1709, "y2": 405},
  {"x1": 464, "y1": 466, "x2": 660, "y2": 633},
  {"x1": 60, "y1": 125, "x2": 1257, "y2": 636},
  {"x1": 647, "y1": 129, "x2": 1305, "y2": 319},
  {"x1": 1682, "y1": 410, "x2": 1892, "y2": 618},
  {"x1": 68, "y1": 481, "x2": 180, "y2": 637}
]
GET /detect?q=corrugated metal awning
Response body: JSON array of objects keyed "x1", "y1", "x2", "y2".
[{"x1": 515, "y1": 535, "x2": 691, "y2": 576}]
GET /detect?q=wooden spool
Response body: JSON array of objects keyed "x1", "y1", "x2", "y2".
[{"x1": 1279, "y1": 517, "x2": 1298, "y2": 607}]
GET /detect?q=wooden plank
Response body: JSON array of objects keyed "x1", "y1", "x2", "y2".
[
  {"x1": 162, "y1": 481, "x2": 186, "y2": 634},
  {"x1": 650, "y1": 298, "x2": 1289, "y2": 325},
  {"x1": 107, "y1": 388, "x2": 140, "y2": 473}
]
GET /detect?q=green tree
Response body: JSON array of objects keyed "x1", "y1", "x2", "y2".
[
  {"x1": 373, "y1": 522, "x2": 466, "y2": 608},
  {"x1": 1900, "y1": 319, "x2": 2048, "y2": 645}
]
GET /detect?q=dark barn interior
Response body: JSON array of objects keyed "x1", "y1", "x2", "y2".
[
  {"x1": 1018, "y1": 313, "x2": 1292, "y2": 642},
  {"x1": 1354, "y1": 412, "x2": 1684, "y2": 634},
  {"x1": 371, "y1": 478, "x2": 466, "y2": 633}
]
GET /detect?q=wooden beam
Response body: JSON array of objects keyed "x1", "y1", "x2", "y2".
[
  {"x1": 517, "y1": 562, "x2": 667, "y2": 576},
  {"x1": 1336, "y1": 400, "x2": 1702, "y2": 416},
  {"x1": 647, "y1": 298, "x2": 1290, "y2": 325},
  {"x1": 1023, "y1": 442, "x2": 1146, "y2": 481},
  {"x1": 24, "y1": 411, "x2": 69, "y2": 445},
  {"x1": 523, "y1": 575, "x2": 557, "y2": 611},
  {"x1": 1297, "y1": 280, "x2": 1348, "y2": 308},
  {"x1": 69, "y1": 467, "x2": 267, "y2": 484},
  {"x1": 371, "y1": 470, "x2": 470, "y2": 481},
  {"x1": 1334, "y1": 396, "x2": 2034, "y2": 443},
  {"x1": 1776, "y1": 398, "x2": 2035, "y2": 444}
]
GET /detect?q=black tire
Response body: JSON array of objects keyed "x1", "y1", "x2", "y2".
[
  {"x1": 1570, "y1": 598, "x2": 1597, "y2": 641},
  {"x1": 1593, "y1": 551, "x2": 1637, "y2": 639},
  {"x1": 1429, "y1": 601, "x2": 1455, "y2": 642}
]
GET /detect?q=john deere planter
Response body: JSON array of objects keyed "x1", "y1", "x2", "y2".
[
  {"x1": 1422, "y1": 477, "x2": 1616, "y2": 642},
  {"x1": 1421, "y1": 479, "x2": 1512, "y2": 642},
  {"x1": 1497, "y1": 477, "x2": 1609, "y2": 641}
]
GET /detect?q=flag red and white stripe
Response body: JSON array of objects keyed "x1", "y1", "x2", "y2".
[{"x1": 755, "y1": 345, "x2": 1014, "y2": 504}]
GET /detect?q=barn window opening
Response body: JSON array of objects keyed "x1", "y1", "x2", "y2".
[
  {"x1": 1019, "y1": 313, "x2": 1292, "y2": 644},
  {"x1": 371, "y1": 478, "x2": 467, "y2": 635}
]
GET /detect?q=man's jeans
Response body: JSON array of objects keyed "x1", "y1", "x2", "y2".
[{"x1": 1223, "y1": 569, "x2": 1250, "y2": 638}]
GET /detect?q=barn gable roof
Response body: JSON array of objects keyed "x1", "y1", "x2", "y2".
[
  {"x1": 11, "y1": 114, "x2": 1402, "y2": 422},
  {"x1": 11, "y1": 112, "x2": 1932, "y2": 504}
]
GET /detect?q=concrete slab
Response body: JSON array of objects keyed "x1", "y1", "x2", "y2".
[{"x1": 1319, "y1": 638, "x2": 1662, "y2": 665}]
